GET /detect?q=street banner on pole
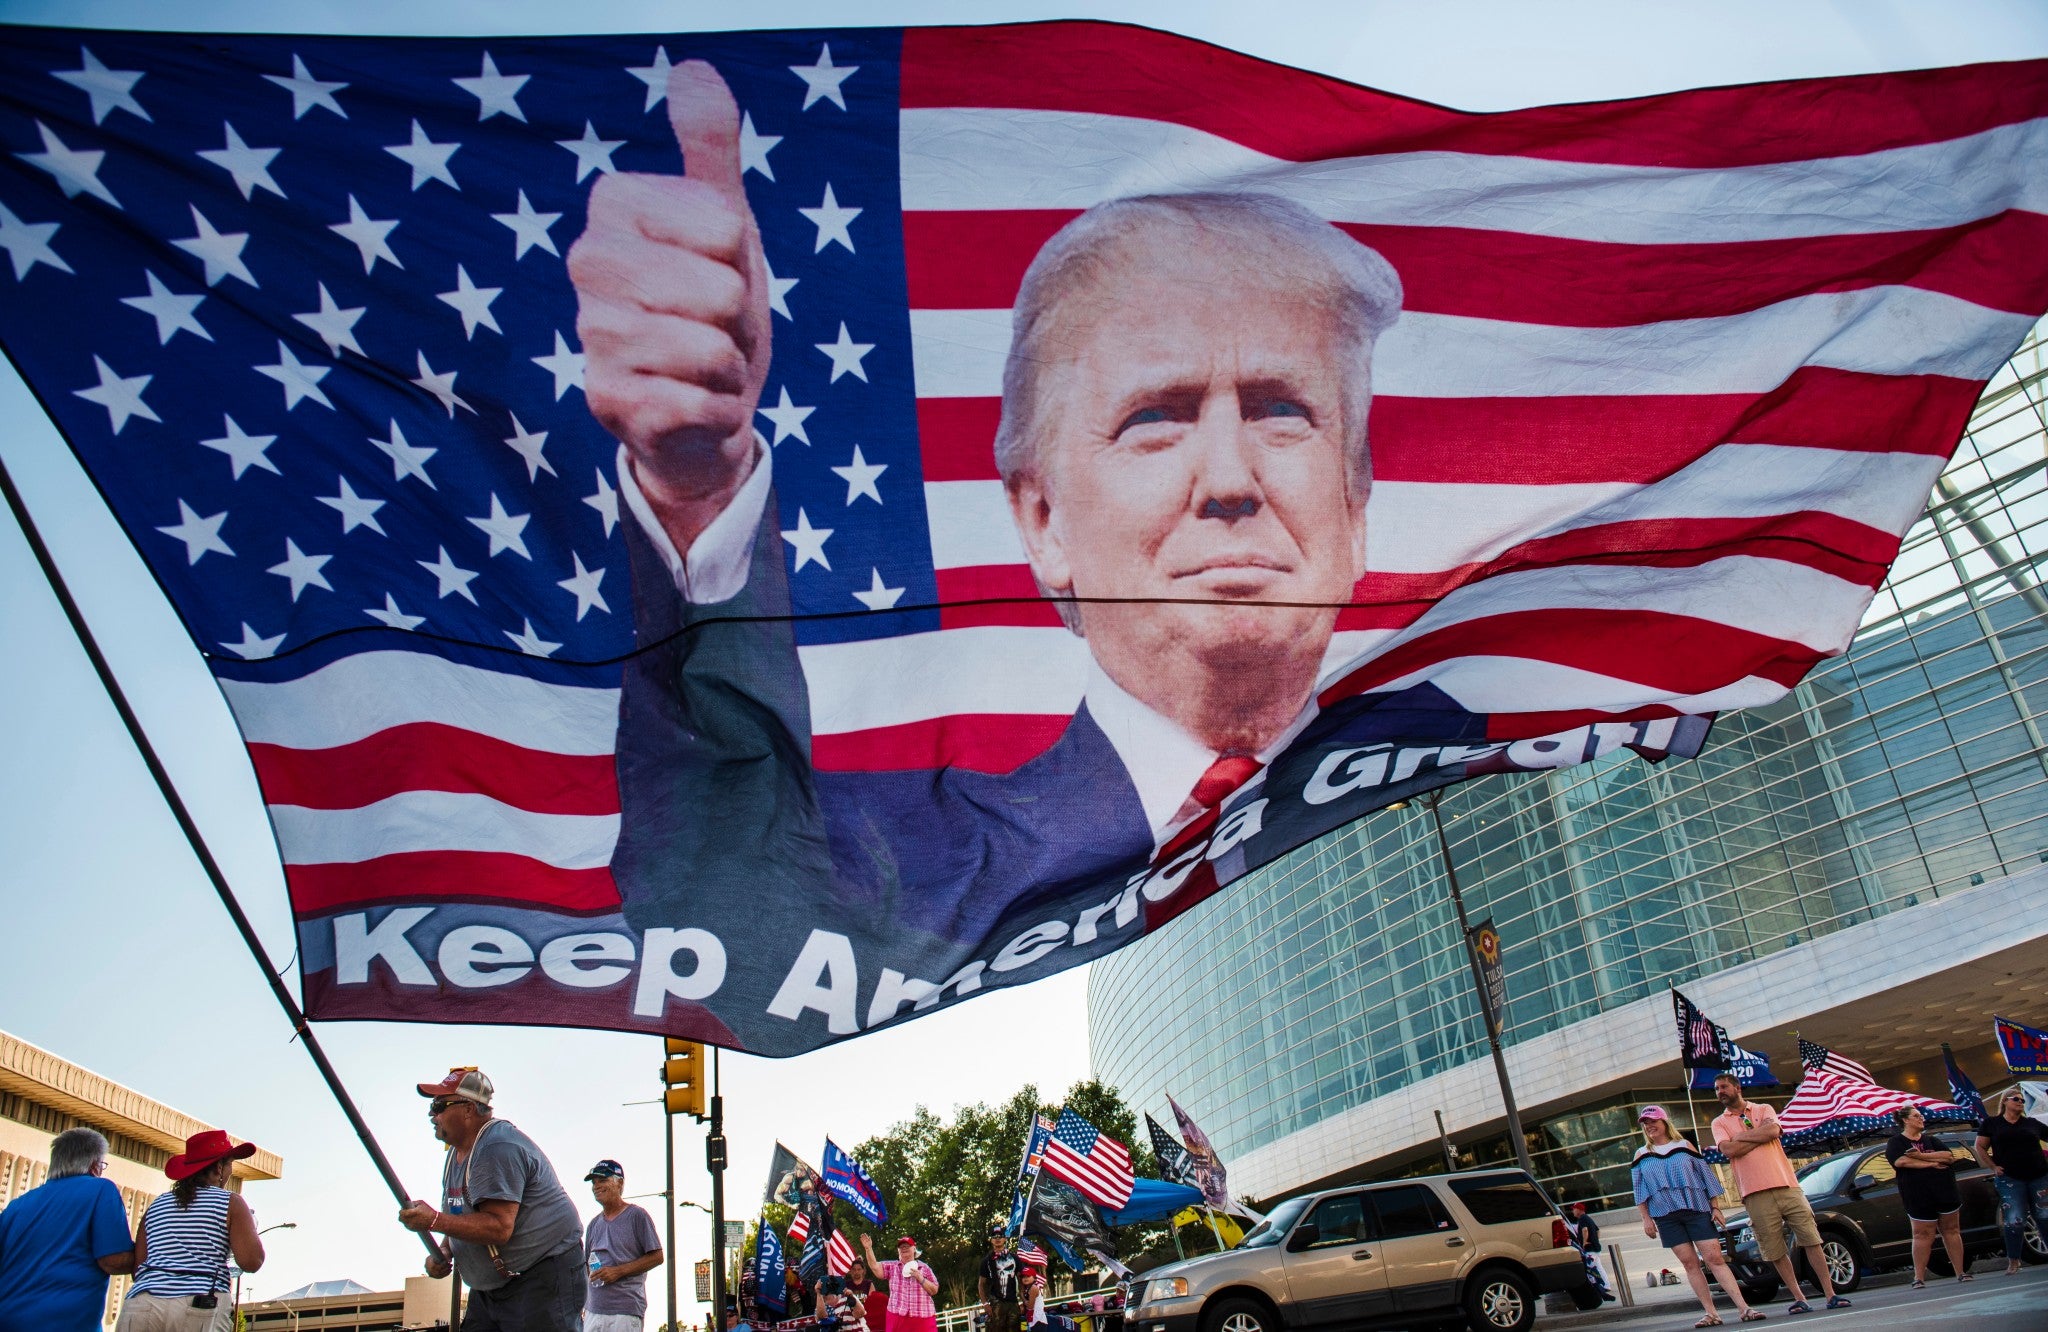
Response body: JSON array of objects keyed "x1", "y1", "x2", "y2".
[
  {"x1": 1471, "y1": 919, "x2": 1507, "y2": 1029},
  {"x1": 2, "y1": 24, "x2": 2044, "y2": 1053},
  {"x1": 1997, "y1": 1016, "x2": 2048, "y2": 1075}
]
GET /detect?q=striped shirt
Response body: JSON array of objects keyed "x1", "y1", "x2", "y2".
[
  {"x1": 877, "y1": 1259, "x2": 937, "y2": 1319},
  {"x1": 1630, "y1": 1142, "x2": 1725, "y2": 1218},
  {"x1": 131, "y1": 1187, "x2": 232, "y2": 1297}
]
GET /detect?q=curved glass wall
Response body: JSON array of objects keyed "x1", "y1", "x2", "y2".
[{"x1": 1090, "y1": 322, "x2": 2048, "y2": 1191}]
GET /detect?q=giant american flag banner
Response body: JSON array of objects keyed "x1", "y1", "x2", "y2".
[{"x1": 1, "y1": 22, "x2": 2045, "y2": 1055}]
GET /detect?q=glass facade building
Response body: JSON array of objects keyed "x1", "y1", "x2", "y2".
[{"x1": 1089, "y1": 322, "x2": 2048, "y2": 1207}]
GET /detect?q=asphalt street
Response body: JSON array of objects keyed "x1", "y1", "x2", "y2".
[{"x1": 1541, "y1": 1265, "x2": 2048, "y2": 1331}]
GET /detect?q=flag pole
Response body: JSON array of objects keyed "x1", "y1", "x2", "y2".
[{"x1": 0, "y1": 449, "x2": 438, "y2": 1259}]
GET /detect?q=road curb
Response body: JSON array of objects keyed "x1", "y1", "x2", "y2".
[{"x1": 1537, "y1": 1268, "x2": 1922, "y2": 1328}]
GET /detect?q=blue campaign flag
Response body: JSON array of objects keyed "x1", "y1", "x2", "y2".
[
  {"x1": 1997, "y1": 1016, "x2": 2048, "y2": 1076},
  {"x1": 755, "y1": 1216, "x2": 787, "y2": 1316},
  {"x1": 1944, "y1": 1044, "x2": 1987, "y2": 1121},
  {"x1": 1689, "y1": 1040, "x2": 1779, "y2": 1090},
  {"x1": 1006, "y1": 1115, "x2": 1055, "y2": 1237},
  {"x1": 822, "y1": 1138, "x2": 888, "y2": 1226}
]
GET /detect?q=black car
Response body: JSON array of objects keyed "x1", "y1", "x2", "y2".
[{"x1": 1718, "y1": 1140, "x2": 2047, "y2": 1300}]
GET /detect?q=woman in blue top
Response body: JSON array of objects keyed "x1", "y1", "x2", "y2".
[{"x1": 1631, "y1": 1105, "x2": 1763, "y2": 1327}]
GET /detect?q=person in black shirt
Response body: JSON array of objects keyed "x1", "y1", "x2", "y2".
[
  {"x1": 1974, "y1": 1087, "x2": 2048, "y2": 1275},
  {"x1": 979, "y1": 1228, "x2": 1024, "y2": 1332},
  {"x1": 1887, "y1": 1106, "x2": 1966, "y2": 1287}
]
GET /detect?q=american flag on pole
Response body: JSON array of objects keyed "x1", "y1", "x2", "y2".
[
  {"x1": 1018, "y1": 1239, "x2": 1047, "y2": 1273},
  {"x1": 1799, "y1": 1037, "x2": 1876, "y2": 1084},
  {"x1": 1, "y1": 22, "x2": 2045, "y2": 1054},
  {"x1": 787, "y1": 1210, "x2": 853, "y2": 1276},
  {"x1": 1040, "y1": 1109, "x2": 1135, "y2": 1210},
  {"x1": 1777, "y1": 1068, "x2": 1971, "y2": 1149}
]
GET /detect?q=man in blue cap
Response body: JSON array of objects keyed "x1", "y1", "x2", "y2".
[{"x1": 584, "y1": 1159, "x2": 665, "y2": 1332}]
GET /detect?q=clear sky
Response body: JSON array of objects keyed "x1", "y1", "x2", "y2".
[{"x1": 3, "y1": 0, "x2": 2046, "y2": 1310}]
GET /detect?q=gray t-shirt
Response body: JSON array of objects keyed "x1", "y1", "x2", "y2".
[
  {"x1": 585, "y1": 1202, "x2": 663, "y2": 1315},
  {"x1": 440, "y1": 1119, "x2": 582, "y2": 1291}
]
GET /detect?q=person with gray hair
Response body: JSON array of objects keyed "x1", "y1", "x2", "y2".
[
  {"x1": 0, "y1": 1126, "x2": 137, "y2": 1332},
  {"x1": 573, "y1": 60, "x2": 1462, "y2": 1027}
]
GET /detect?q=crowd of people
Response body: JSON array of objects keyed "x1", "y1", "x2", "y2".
[{"x1": 1616, "y1": 1071, "x2": 2048, "y2": 1328}]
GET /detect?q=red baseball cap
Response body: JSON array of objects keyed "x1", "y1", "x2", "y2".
[
  {"x1": 166, "y1": 1129, "x2": 258, "y2": 1181},
  {"x1": 417, "y1": 1066, "x2": 494, "y2": 1106},
  {"x1": 897, "y1": 1236, "x2": 917, "y2": 1246}
]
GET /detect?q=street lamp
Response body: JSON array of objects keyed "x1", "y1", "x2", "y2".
[{"x1": 235, "y1": 1223, "x2": 297, "y2": 1318}]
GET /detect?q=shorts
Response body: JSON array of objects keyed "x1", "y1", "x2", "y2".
[
  {"x1": 988, "y1": 1302, "x2": 1022, "y2": 1332},
  {"x1": 1652, "y1": 1209, "x2": 1720, "y2": 1249},
  {"x1": 586, "y1": 1315, "x2": 644, "y2": 1332},
  {"x1": 1743, "y1": 1186, "x2": 1821, "y2": 1261},
  {"x1": 113, "y1": 1291, "x2": 233, "y2": 1332}
]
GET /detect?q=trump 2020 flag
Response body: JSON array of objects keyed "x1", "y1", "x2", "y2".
[
  {"x1": 822, "y1": 1138, "x2": 888, "y2": 1226},
  {"x1": 1997, "y1": 1016, "x2": 2048, "y2": 1076},
  {"x1": 755, "y1": 1215, "x2": 787, "y2": 1316},
  {"x1": 2, "y1": 23, "x2": 2045, "y2": 1055}
]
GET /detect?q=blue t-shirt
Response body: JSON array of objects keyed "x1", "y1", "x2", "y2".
[{"x1": 0, "y1": 1175, "x2": 134, "y2": 1332}]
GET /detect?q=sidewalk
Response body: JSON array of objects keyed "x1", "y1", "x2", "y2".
[{"x1": 1540, "y1": 1267, "x2": 1919, "y2": 1329}]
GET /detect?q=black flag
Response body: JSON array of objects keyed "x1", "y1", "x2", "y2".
[
  {"x1": 1025, "y1": 1177, "x2": 1116, "y2": 1268},
  {"x1": 1146, "y1": 1114, "x2": 1194, "y2": 1186},
  {"x1": 1673, "y1": 988, "x2": 1732, "y2": 1070}
]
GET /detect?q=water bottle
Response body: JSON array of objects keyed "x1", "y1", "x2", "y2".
[{"x1": 590, "y1": 1253, "x2": 606, "y2": 1285}]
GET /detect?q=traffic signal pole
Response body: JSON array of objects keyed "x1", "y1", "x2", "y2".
[
  {"x1": 665, "y1": 1081, "x2": 678, "y2": 1332},
  {"x1": 661, "y1": 1040, "x2": 711, "y2": 1332},
  {"x1": 710, "y1": 1048, "x2": 728, "y2": 1330}
]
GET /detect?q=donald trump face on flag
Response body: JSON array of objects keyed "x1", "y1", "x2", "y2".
[
  {"x1": 573, "y1": 61, "x2": 1403, "y2": 804},
  {"x1": 995, "y1": 193, "x2": 1400, "y2": 759}
]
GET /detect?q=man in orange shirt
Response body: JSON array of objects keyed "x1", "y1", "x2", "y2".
[{"x1": 1710, "y1": 1073, "x2": 1852, "y2": 1314}]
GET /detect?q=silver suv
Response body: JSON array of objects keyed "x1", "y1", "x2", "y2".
[{"x1": 1124, "y1": 1170, "x2": 1587, "y2": 1332}]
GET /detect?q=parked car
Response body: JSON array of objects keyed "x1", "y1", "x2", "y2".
[
  {"x1": 1122, "y1": 1168, "x2": 1592, "y2": 1332},
  {"x1": 1718, "y1": 1139, "x2": 2047, "y2": 1301}
]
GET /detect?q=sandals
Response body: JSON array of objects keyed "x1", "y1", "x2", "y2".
[
  {"x1": 1695, "y1": 1318, "x2": 1723, "y2": 1328},
  {"x1": 1739, "y1": 1311, "x2": 1768, "y2": 1322}
]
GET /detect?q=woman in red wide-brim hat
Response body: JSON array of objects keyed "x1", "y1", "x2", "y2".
[{"x1": 115, "y1": 1131, "x2": 267, "y2": 1332}]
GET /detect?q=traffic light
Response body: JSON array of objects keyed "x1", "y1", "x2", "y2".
[{"x1": 662, "y1": 1038, "x2": 707, "y2": 1119}]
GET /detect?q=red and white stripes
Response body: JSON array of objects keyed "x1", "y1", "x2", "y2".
[{"x1": 791, "y1": 24, "x2": 2048, "y2": 773}]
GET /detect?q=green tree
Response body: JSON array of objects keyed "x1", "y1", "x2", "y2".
[{"x1": 839, "y1": 1079, "x2": 1175, "y2": 1307}]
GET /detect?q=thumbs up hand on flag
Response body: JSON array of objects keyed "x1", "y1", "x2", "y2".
[{"x1": 570, "y1": 59, "x2": 772, "y2": 555}]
